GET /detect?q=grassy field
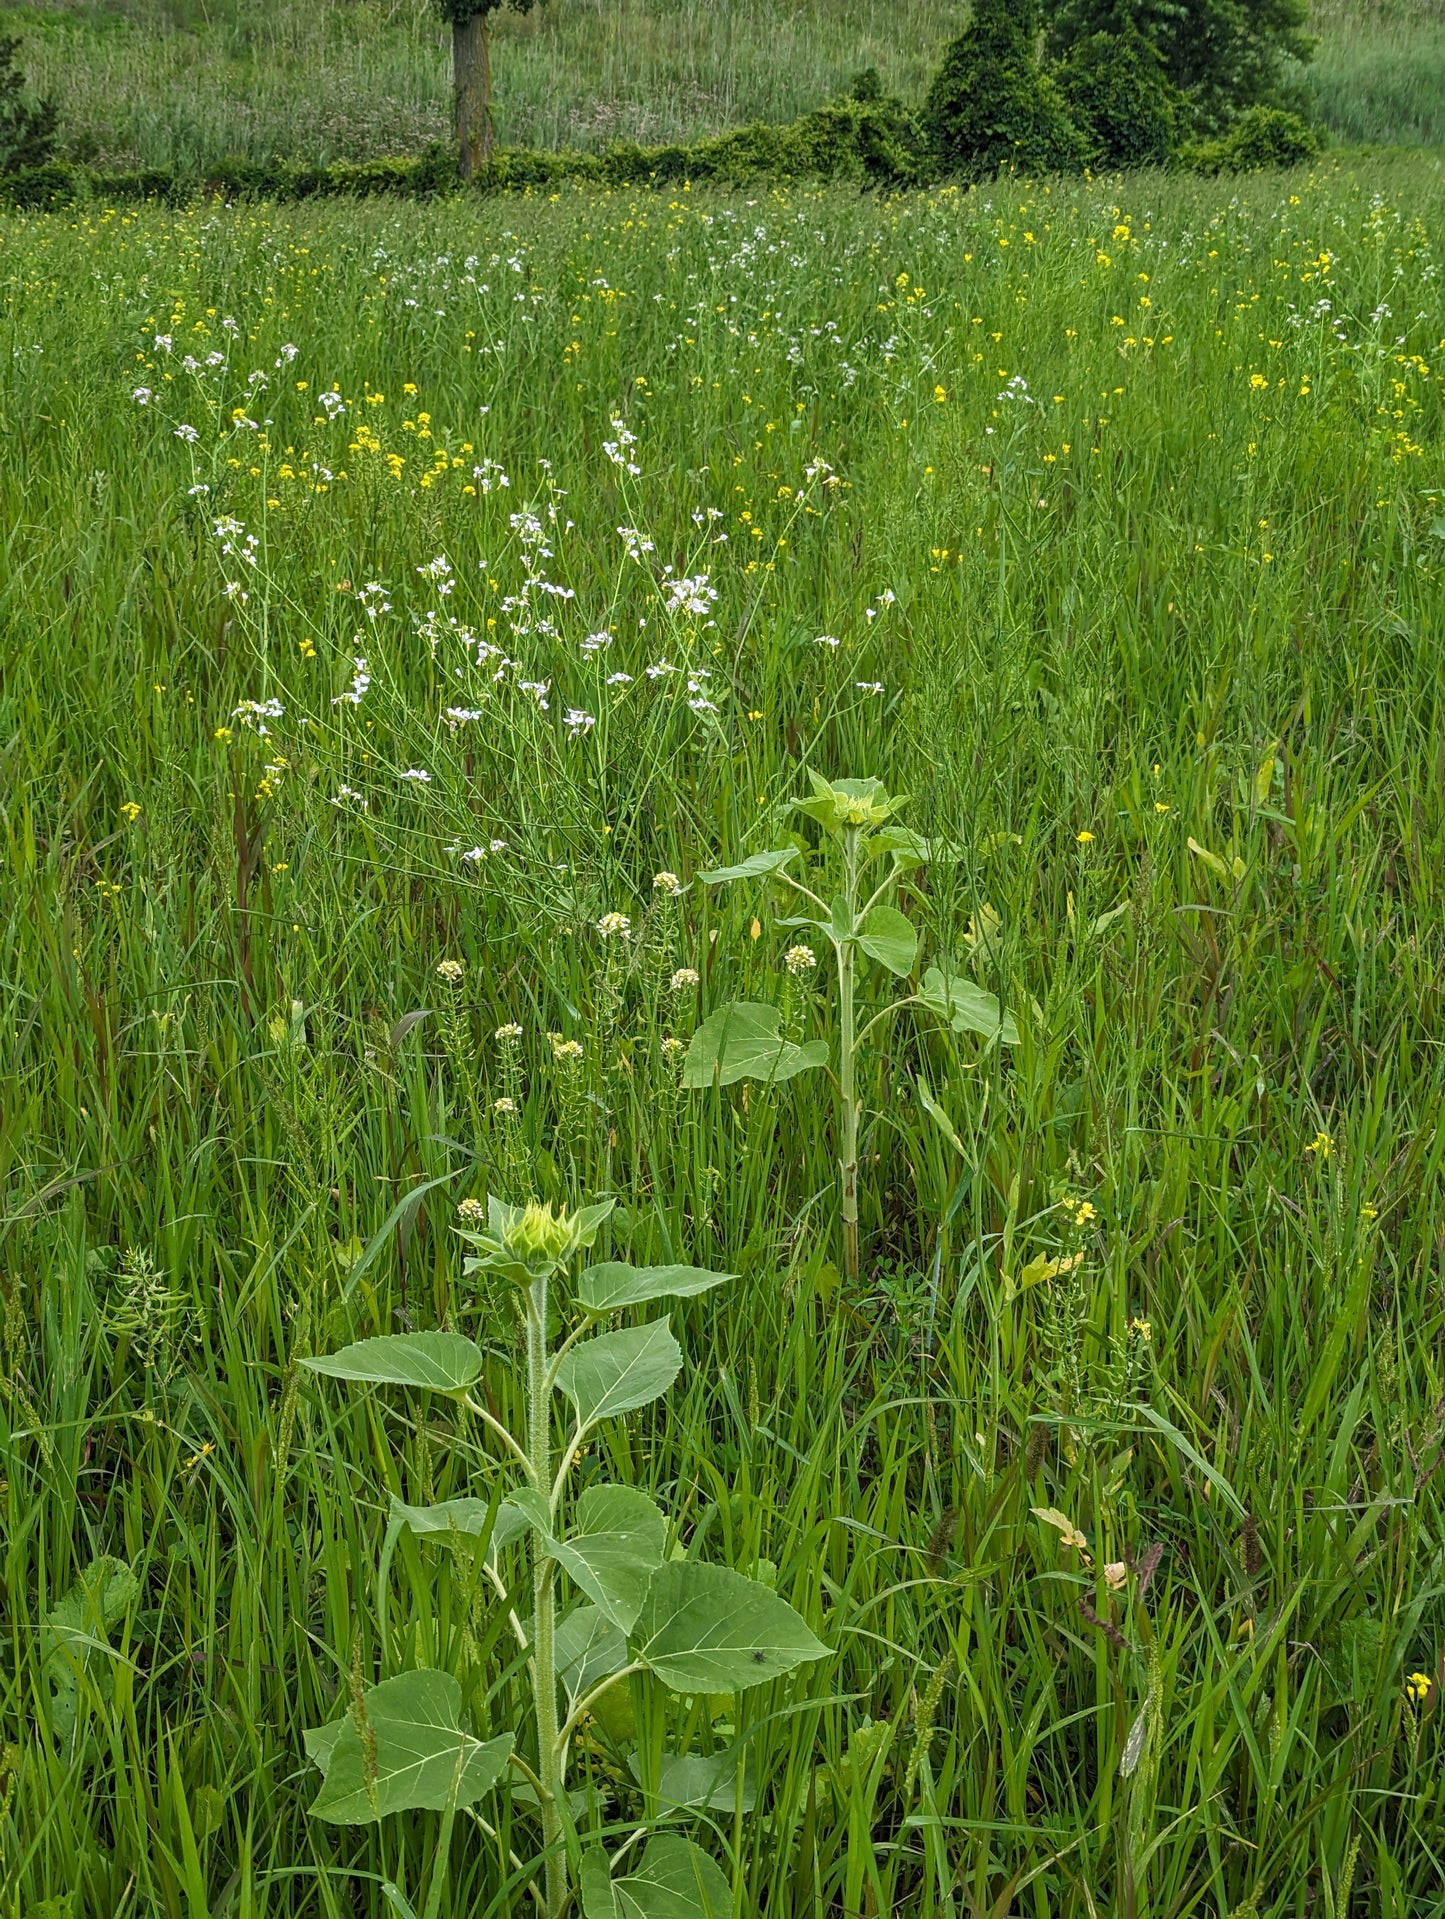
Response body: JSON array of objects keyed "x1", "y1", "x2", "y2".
[
  {"x1": 5, "y1": 149, "x2": 1445, "y2": 1916},
  {"x1": 1, "y1": 0, "x2": 1444, "y2": 171}
]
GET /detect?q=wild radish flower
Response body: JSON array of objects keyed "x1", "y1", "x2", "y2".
[
  {"x1": 617, "y1": 525, "x2": 655, "y2": 560},
  {"x1": 856, "y1": 681, "x2": 885, "y2": 695},
  {"x1": 232, "y1": 698, "x2": 283, "y2": 734},
  {"x1": 330, "y1": 785, "x2": 366, "y2": 808},
  {"x1": 597, "y1": 912, "x2": 631, "y2": 940},
  {"x1": 645, "y1": 659, "x2": 676, "y2": 679},
  {"x1": 399, "y1": 768, "x2": 432, "y2": 783},
  {"x1": 670, "y1": 967, "x2": 700, "y2": 991},
  {"x1": 435, "y1": 959, "x2": 465, "y2": 985},
  {"x1": 814, "y1": 634, "x2": 840, "y2": 648},
  {"x1": 565, "y1": 708, "x2": 597, "y2": 737},
  {"x1": 132, "y1": 387, "x2": 153, "y2": 404},
  {"x1": 518, "y1": 680, "x2": 550, "y2": 710},
  {"x1": 785, "y1": 945, "x2": 818, "y2": 975},
  {"x1": 663, "y1": 572, "x2": 717, "y2": 616},
  {"x1": 581, "y1": 631, "x2": 612, "y2": 654},
  {"x1": 174, "y1": 423, "x2": 200, "y2": 443},
  {"x1": 653, "y1": 871, "x2": 684, "y2": 896},
  {"x1": 446, "y1": 706, "x2": 484, "y2": 725},
  {"x1": 606, "y1": 671, "x2": 633, "y2": 685},
  {"x1": 462, "y1": 846, "x2": 487, "y2": 862},
  {"x1": 318, "y1": 390, "x2": 346, "y2": 418},
  {"x1": 332, "y1": 657, "x2": 371, "y2": 707}
]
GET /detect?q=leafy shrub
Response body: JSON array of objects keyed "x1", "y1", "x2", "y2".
[
  {"x1": 0, "y1": 35, "x2": 57, "y2": 173},
  {"x1": 1181, "y1": 103, "x2": 1322, "y2": 172},
  {"x1": 0, "y1": 96, "x2": 931, "y2": 209},
  {"x1": 925, "y1": 0, "x2": 1087, "y2": 182},
  {"x1": 1053, "y1": 27, "x2": 1178, "y2": 169},
  {"x1": 1041, "y1": 0, "x2": 1315, "y2": 135}
]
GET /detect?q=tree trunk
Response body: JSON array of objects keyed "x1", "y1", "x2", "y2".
[{"x1": 453, "y1": 9, "x2": 494, "y2": 183}]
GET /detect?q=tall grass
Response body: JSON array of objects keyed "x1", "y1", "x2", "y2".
[
  {"x1": 4, "y1": 153, "x2": 1445, "y2": 1915},
  {"x1": 1, "y1": 0, "x2": 1443, "y2": 170}
]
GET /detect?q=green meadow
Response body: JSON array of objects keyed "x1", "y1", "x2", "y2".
[{"x1": 4, "y1": 145, "x2": 1445, "y2": 1915}]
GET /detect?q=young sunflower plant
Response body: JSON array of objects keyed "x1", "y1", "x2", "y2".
[
  {"x1": 299, "y1": 1197, "x2": 827, "y2": 1919},
  {"x1": 688, "y1": 774, "x2": 1019, "y2": 1282}
]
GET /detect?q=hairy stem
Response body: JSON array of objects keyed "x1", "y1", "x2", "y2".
[
  {"x1": 526, "y1": 1271, "x2": 566, "y2": 1919},
  {"x1": 839, "y1": 825, "x2": 860, "y2": 1284}
]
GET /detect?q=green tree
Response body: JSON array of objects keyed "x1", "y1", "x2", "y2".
[
  {"x1": 1053, "y1": 24, "x2": 1179, "y2": 168},
  {"x1": 0, "y1": 37, "x2": 58, "y2": 174},
  {"x1": 925, "y1": 0, "x2": 1086, "y2": 182},
  {"x1": 436, "y1": 0, "x2": 543, "y2": 183},
  {"x1": 1041, "y1": 0, "x2": 1312, "y2": 132}
]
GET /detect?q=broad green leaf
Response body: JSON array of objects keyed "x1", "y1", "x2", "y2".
[
  {"x1": 915, "y1": 1077, "x2": 964, "y2": 1156},
  {"x1": 303, "y1": 1717, "x2": 346, "y2": 1775},
  {"x1": 917, "y1": 967, "x2": 1020, "y2": 1046},
  {"x1": 614, "y1": 1834, "x2": 732, "y2": 1919},
  {"x1": 697, "y1": 848, "x2": 797, "y2": 884},
  {"x1": 40, "y1": 1556, "x2": 137, "y2": 1740},
  {"x1": 633, "y1": 1561, "x2": 828, "y2": 1693},
  {"x1": 389, "y1": 1493, "x2": 530, "y2": 1551},
  {"x1": 579, "y1": 1850, "x2": 618, "y2": 1919},
  {"x1": 302, "y1": 1331, "x2": 484, "y2": 1394},
  {"x1": 629, "y1": 1748, "x2": 757, "y2": 1817},
  {"x1": 682, "y1": 1003, "x2": 828, "y2": 1089},
  {"x1": 308, "y1": 1670, "x2": 512, "y2": 1824},
  {"x1": 502, "y1": 1485, "x2": 554, "y2": 1542},
  {"x1": 555, "y1": 1319, "x2": 682, "y2": 1429},
  {"x1": 857, "y1": 905, "x2": 917, "y2": 977},
  {"x1": 553, "y1": 1487, "x2": 668, "y2": 1631},
  {"x1": 556, "y1": 1605, "x2": 630, "y2": 1703},
  {"x1": 577, "y1": 1263, "x2": 733, "y2": 1314},
  {"x1": 869, "y1": 825, "x2": 940, "y2": 869}
]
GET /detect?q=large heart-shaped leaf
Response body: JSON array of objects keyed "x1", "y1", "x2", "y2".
[
  {"x1": 857, "y1": 905, "x2": 917, "y2": 977},
  {"x1": 584, "y1": 1835, "x2": 732, "y2": 1919},
  {"x1": 629, "y1": 1748, "x2": 757, "y2": 1817},
  {"x1": 917, "y1": 967, "x2": 1020, "y2": 1046},
  {"x1": 302, "y1": 1332, "x2": 484, "y2": 1393},
  {"x1": 697, "y1": 849, "x2": 798, "y2": 884},
  {"x1": 577, "y1": 1263, "x2": 733, "y2": 1314},
  {"x1": 307, "y1": 1670, "x2": 512, "y2": 1824},
  {"x1": 552, "y1": 1486, "x2": 668, "y2": 1632},
  {"x1": 556, "y1": 1605, "x2": 630, "y2": 1703},
  {"x1": 633, "y1": 1562, "x2": 828, "y2": 1694},
  {"x1": 40, "y1": 1555, "x2": 137, "y2": 1741},
  {"x1": 555, "y1": 1319, "x2": 682, "y2": 1430},
  {"x1": 681, "y1": 1003, "x2": 828, "y2": 1089},
  {"x1": 384, "y1": 1493, "x2": 532, "y2": 1579}
]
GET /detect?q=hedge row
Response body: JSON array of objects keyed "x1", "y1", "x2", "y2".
[
  {"x1": 0, "y1": 91, "x2": 1333, "y2": 213},
  {"x1": 0, "y1": 97, "x2": 931, "y2": 210}
]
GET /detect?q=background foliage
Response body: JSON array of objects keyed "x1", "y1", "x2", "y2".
[{"x1": 0, "y1": 0, "x2": 1441, "y2": 173}]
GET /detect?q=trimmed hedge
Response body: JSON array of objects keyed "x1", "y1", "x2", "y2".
[{"x1": 0, "y1": 96, "x2": 930, "y2": 210}]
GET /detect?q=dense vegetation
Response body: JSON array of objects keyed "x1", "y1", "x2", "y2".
[
  {"x1": 4, "y1": 151, "x2": 1445, "y2": 1916},
  {"x1": 0, "y1": 0, "x2": 1441, "y2": 175}
]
